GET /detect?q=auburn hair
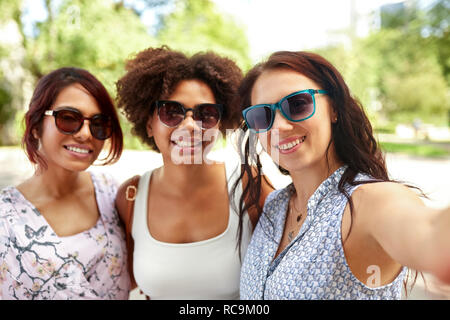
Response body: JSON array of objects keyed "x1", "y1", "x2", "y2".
[{"x1": 23, "y1": 67, "x2": 123, "y2": 169}]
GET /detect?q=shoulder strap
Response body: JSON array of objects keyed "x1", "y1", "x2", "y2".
[
  {"x1": 125, "y1": 181, "x2": 138, "y2": 238},
  {"x1": 124, "y1": 175, "x2": 139, "y2": 291},
  {"x1": 124, "y1": 175, "x2": 151, "y2": 300}
]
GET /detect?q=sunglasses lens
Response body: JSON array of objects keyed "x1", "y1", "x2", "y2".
[
  {"x1": 194, "y1": 104, "x2": 221, "y2": 129},
  {"x1": 55, "y1": 110, "x2": 83, "y2": 134},
  {"x1": 159, "y1": 102, "x2": 184, "y2": 127},
  {"x1": 245, "y1": 106, "x2": 273, "y2": 131},
  {"x1": 281, "y1": 92, "x2": 314, "y2": 121},
  {"x1": 90, "y1": 114, "x2": 112, "y2": 140}
]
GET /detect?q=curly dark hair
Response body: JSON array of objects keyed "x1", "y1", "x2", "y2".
[{"x1": 116, "y1": 46, "x2": 243, "y2": 152}]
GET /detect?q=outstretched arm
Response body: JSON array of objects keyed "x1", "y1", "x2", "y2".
[{"x1": 355, "y1": 182, "x2": 450, "y2": 283}]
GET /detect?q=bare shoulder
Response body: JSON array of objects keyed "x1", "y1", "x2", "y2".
[
  {"x1": 349, "y1": 181, "x2": 426, "y2": 227},
  {"x1": 352, "y1": 181, "x2": 422, "y2": 204},
  {"x1": 115, "y1": 175, "x2": 140, "y2": 224}
]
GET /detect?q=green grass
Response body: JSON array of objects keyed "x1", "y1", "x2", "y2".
[{"x1": 380, "y1": 142, "x2": 450, "y2": 158}]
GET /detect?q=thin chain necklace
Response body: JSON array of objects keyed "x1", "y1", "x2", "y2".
[{"x1": 287, "y1": 193, "x2": 305, "y2": 242}]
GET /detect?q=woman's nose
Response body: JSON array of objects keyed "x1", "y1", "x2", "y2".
[
  {"x1": 73, "y1": 120, "x2": 91, "y2": 141},
  {"x1": 177, "y1": 110, "x2": 202, "y2": 131},
  {"x1": 271, "y1": 110, "x2": 294, "y2": 132}
]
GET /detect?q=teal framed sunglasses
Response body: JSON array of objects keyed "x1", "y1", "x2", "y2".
[{"x1": 242, "y1": 89, "x2": 329, "y2": 133}]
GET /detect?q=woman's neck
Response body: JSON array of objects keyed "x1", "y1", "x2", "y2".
[
  {"x1": 289, "y1": 157, "x2": 344, "y2": 206},
  {"x1": 19, "y1": 166, "x2": 85, "y2": 200},
  {"x1": 156, "y1": 160, "x2": 222, "y2": 192}
]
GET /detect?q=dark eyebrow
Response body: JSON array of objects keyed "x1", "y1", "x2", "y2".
[
  {"x1": 51, "y1": 106, "x2": 106, "y2": 118},
  {"x1": 52, "y1": 106, "x2": 80, "y2": 112}
]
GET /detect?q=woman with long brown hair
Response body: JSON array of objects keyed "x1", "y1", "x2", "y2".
[{"x1": 236, "y1": 51, "x2": 450, "y2": 299}]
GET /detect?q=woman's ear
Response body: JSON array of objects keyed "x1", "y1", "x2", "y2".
[
  {"x1": 331, "y1": 108, "x2": 338, "y2": 124},
  {"x1": 32, "y1": 128, "x2": 40, "y2": 140}
]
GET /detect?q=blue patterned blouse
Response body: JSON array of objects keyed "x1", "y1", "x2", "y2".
[{"x1": 240, "y1": 166, "x2": 406, "y2": 300}]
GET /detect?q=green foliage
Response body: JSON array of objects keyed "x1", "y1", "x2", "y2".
[
  {"x1": 0, "y1": 84, "x2": 13, "y2": 126},
  {"x1": 0, "y1": 0, "x2": 20, "y2": 145},
  {"x1": 380, "y1": 141, "x2": 450, "y2": 158},
  {"x1": 28, "y1": 0, "x2": 156, "y2": 93},
  {"x1": 384, "y1": 61, "x2": 448, "y2": 115},
  {"x1": 3, "y1": 0, "x2": 158, "y2": 148},
  {"x1": 426, "y1": 0, "x2": 450, "y2": 85},
  {"x1": 317, "y1": 0, "x2": 450, "y2": 128},
  {"x1": 0, "y1": 0, "x2": 22, "y2": 22},
  {"x1": 366, "y1": 29, "x2": 448, "y2": 122},
  {"x1": 315, "y1": 42, "x2": 380, "y2": 119},
  {"x1": 2, "y1": 0, "x2": 447, "y2": 152},
  {"x1": 379, "y1": 0, "x2": 423, "y2": 30},
  {"x1": 157, "y1": 0, "x2": 251, "y2": 71},
  {"x1": 0, "y1": 0, "x2": 252, "y2": 148}
]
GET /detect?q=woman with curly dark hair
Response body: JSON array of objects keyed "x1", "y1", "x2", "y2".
[
  {"x1": 115, "y1": 46, "x2": 273, "y2": 299},
  {"x1": 236, "y1": 51, "x2": 450, "y2": 299}
]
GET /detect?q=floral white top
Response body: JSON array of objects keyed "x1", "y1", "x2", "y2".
[{"x1": 0, "y1": 172, "x2": 130, "y2": 300}]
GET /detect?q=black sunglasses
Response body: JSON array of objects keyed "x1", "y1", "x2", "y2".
[
  {"x1": 155, "y1": 100, "x2": 223, "y2": 129},
  {"x1": 44, "y1": 107, "x2": 112, "y2": 140}
]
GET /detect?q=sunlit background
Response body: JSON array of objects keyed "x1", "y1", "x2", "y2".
[
  {"x1": 1, "y1": 0, "x2": 449, "y2": 149},
  {"x1": 0, "y1": 0, "x2": 449, "y2": 300}
]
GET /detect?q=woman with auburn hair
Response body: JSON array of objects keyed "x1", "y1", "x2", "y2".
[
  {"x1": 0, "y1": 67, "x2": 130, "y2": 299},
  {"x1": 115, "y1": 46, "x2": 273, "y2": 300},
  {"x1": 236, "y1": 51, "x2": 450, "y2": 299}
]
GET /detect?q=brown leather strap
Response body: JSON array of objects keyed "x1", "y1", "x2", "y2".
[
  {"x1": 124, "y1": 177, "x2": 139, "y2": 291},
  {"x1": 124, "y1": 176, "x2": 150, "y2": 300},
  {"x1": 125, "y1": 184, "x2": 137, "y2": 238}
]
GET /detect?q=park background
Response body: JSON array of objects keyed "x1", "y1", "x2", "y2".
[{"x1": 0, "y1": 0, "x2": 449, "y2": 299}]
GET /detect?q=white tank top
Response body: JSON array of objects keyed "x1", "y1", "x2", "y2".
[{"x1": 132, "y1": 160, "x2": 253, "y2": 299}]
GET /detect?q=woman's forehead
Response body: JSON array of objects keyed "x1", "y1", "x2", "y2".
[
  {"x1": 251, "y1": 69, "x2": 319, "y2": 105},
  {"x1": 160, "y1": 80, "x2": 216, "y2": 109},
  {"x1": 52, "y1": 83, "x2": 101, "y2": 116}
]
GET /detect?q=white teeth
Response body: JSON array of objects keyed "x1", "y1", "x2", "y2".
[
  {"x1": 174, "y1": 140, "x2": 202, "y2": 148},
  {"x1": 66, "y1": 146, "x2": 90, "y2": 154},
  {"x1": 278, "y1": 136, "x2": 306, "y2": 150}
]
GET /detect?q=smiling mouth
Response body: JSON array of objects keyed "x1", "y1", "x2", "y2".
[
  {"x1": 277, "y1": 136, "x2": 306, "y2": 151},
  {"x1": 64, "y1": 145, "x2": 92, "y2": 154},
  {"x1": 172, "y1": 140, "x2": 203, "y2": 148}
]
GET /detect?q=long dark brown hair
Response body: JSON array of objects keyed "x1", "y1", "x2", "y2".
[{"x1": 232, "y1": 50, "x2": 421, "y2": 295}]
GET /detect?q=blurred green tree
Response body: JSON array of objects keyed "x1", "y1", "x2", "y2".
[
  {"x1": 2, "y1": 0, "x2": 159, "y2": 148},
  {"x1": 0, "y1": 80, "x2": 13, "y2": 145},
  {"x1": 425, "y1": 0, "x2": 450, "y2": 84},
  {"x1": 367, "y1": 0, "x2": 449, "y2": 125},
  {"x1": 0, "y1": 0, "x2": 30, "y2": 145},
  {"x1": 317, "y1": 0, "x2": 449, "y2": 128},
  {"x1": 27, "y1": 0, "x2": 156, "y2": 92},
  {"x1": 0, "y1": 0, "x2": 252, "y2": 148},
  {"x1": 316, "y1": 41, "x2": 381, "y2": 124},
  {"x1": 0, "y1": 43, "x2": 14, "y2": 144},
  {"x1": 157, "y1": 0, "x2": 251, "y2": 71}
]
